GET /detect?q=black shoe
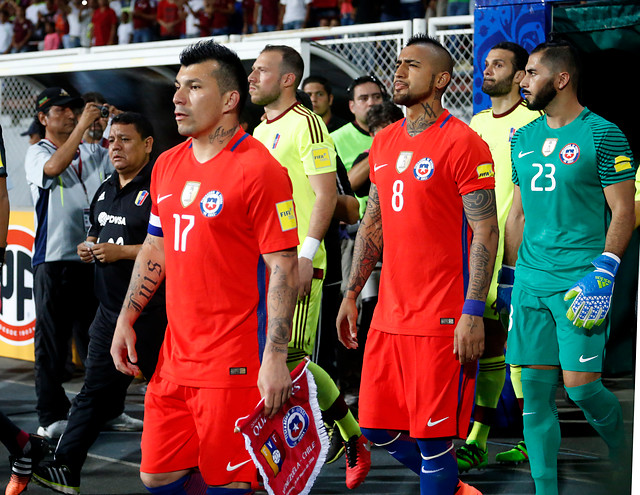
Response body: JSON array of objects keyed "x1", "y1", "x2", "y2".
[
  {"x1": 325, "y1": 423, "x2": 345, "y2": 464},
  {"x1": 6, "y1": 434, "x2": 49, "y2": 495},
  {"x1": 33, "y1": 461, "x2": 80, "y2": 494}
]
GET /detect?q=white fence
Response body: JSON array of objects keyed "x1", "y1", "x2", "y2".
[{"x1": 0, "y1": 16, "x2": 475, "y2": 208}]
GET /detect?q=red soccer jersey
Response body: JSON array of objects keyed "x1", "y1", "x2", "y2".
[
  {"x1": 369, "y1": 110, "x2": 494, "y2": 337},
  {"x1": 133, "y1": 0, "x2": 156, "y2": 29},
  {"x1": 148, "y1": 130, "x2": 299, "y2": 388}
]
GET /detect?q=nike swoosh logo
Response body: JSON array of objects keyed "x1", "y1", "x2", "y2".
[
  {"x1": 226, "y1": 459, "x2": 252, "y2": 471},
  {"x1": 522, "y1": 412, "x2": 536, "y2": 416},
  {"x1": 157, "y1": 194, "x2": 173, "y2": 203},
  {"x1": 579, "y1": 355, "x2": 598, "y2": 363},
  {"x1": 427, "y1": 417, "x2": 448, "y2": 427},
  {"x1": 518, "y1": 151, "x2": 534, "y2": 158},
  {"x1": 373, "y1": 163, "x2": 388, "y2": 171},
  {"x1": 421, "y1": 467, "x2": 444, "y2": 474}
]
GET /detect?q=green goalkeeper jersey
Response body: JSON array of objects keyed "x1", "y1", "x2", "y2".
[{"x1": 511, "y1": 107, "x2": 635, "y2": 296}]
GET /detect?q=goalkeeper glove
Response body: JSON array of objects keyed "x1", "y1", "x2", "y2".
[{"x1": 564, "y1": 252, "x2": 619, "y2": 329}]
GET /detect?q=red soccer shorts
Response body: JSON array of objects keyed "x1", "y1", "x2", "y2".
[
  {"x1": 141, "y1": 373, "x2": 261, "y2": 486},
  {"x1": 359, "y1": 327, "x2": 476, "y2": 439}
]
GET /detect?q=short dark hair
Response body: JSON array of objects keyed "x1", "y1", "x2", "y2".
[
  {"x1": 347, "y1": 74, "x2": 388, "y2": 101},
  {"x1": 111, "y1": 112, "x2": 154, "y2": 140},
  {"x1": 405, "y1": 33, "x2": 454, "y2": 77},
  {"x1": 179, "y1": 40, "x2": 249, "y2": 113},
  {"x1": 82, "y1": 91, "x2": 107, "y2": 105},
  {"x1": 295, "y1": 89, "x2": 313, "y2": 111},
  {"x1": 261, "y1": 45, "x2": 304, "y2": 87},
  {"x1": 301, "y1": 75, "x2": 332, "y2": 95},
  {"x1": 491, "y1": 41, "x2": 529, "y2": 72},
  {"x1": 367, "y1": 101, "x2": 404, "y2": 132},
  {"x1": 531, "y1": 38, "x2": 582, "y2": 90}
]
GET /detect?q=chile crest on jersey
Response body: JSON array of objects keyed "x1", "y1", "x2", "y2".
[
  {"x1": 413, "y1": 157, "x2": 435, "y2": 181},
  {"x1": 200, "y1": 190, "x2": 224, "y2": 217},
  {"x1": 559, "y1": 143, "x2": 580, "y2": 165}
]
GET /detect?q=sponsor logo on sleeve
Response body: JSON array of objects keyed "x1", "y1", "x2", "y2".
[
  {"x1": 276, "y1": 200, "x2": 297, "y2": 232},
  {"x1": 312, "y1": 147, "x2": 331, "y2": 169},
  {"x1": 614, "y1": 155, "x2": 632, "y2": 173},
  {"x1": 476, "y1": 163, "x2": 495, "y2": 179}
]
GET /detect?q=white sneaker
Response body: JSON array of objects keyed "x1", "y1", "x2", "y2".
[
  {"x1": 37, "y1": 420, "x2": 68, "y2": 440},
  {"x1": 103, "y1": 412, "x2": 143, "y2": 432}
]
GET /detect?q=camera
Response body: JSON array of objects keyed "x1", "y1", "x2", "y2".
[{"x1": 100, "y1": 105, "x2": 109, "y2": 118}]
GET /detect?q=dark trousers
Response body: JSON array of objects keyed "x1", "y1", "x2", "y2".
[
  {"x1": 55, "y1": 304, "x2": 166, "y2": 472},
  {"x1": 33, "y1": 262, "x2": 97, "y2": 426}
]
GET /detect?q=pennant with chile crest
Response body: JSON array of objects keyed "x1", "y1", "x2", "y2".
[{"x1": 235, "y1": 360, "x2": 328, "y2": 495}]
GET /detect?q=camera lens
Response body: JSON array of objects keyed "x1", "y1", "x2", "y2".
[{"x1": 100, "y1": 106, "x2": 109, "y2": 118}]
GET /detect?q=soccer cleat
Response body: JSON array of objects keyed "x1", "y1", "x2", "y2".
[
  {"x1": 455, "y1": 479, "x2": 483, "y2": 494},
  {"x1": 495, "y1": 440, "x2": 529, "y2": 464},
  {"x1": 33, "y1": 462, "x2": 80, "y2": 495},
  {"x1": 6, "y1": 434, "x2": 49, "y2": 495},
  {"x1": 325, "y1": 423, "x2": 345, "y2": 464},
  {"x1": 102, "y1": 412, "x2": 143, "y2": 432},
  {"x1": 37, "y1": 420, "x2": 68, "y2": 441},
  {"x1": 456, "y1": 440, "x2": 488, "y2": 472},
  {"x1": 344, "y1": 434, "x2": 371, "y2": 489}
]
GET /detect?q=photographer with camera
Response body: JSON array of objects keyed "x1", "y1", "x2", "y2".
[
  {"x1": 81, "y1": 91, "x2": 122, "y2": 148},
  {"x1": 25, "y1": 87, "x2": 114, "y2": 441}
]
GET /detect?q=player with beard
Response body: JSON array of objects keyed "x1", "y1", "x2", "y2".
[
  {"x1": 456, "y1": 41, "x2": 542, "y2": 472},
  {"x1": 503, "y1": 39, "x2": 635, "y2": 495},
  {"x1": 337, "y1": 34, "x2": 497, "y2": 495}
]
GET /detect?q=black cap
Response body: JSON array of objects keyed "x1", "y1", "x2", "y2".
[
  {"x1": 36, "y1": 87, "x2": 84, "y2": 113},
  {"x1": 21, "y1": 118, "x2": 44, "y2": 137}
]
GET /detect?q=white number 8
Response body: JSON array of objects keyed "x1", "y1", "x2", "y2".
[{"x1": 392, "y1": 179, "x2": 404, "y2": 212}]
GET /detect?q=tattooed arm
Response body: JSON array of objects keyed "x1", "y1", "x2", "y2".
[
  {"x1": 259, "y1": 247, "x2": 299, "y2": 418},
  {"x1": 111, "y1": 233, "x2": 165, "y2": 376},
  {"x1": 336, "y1": 183, "x2": 383, "y2": 349},
  {"x1": 453, "y1": 188, "x2": 499, "y2": 364}
]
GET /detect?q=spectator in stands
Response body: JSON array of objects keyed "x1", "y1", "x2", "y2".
[
  {"x1": 302, "y1": 75, "x2": 347, "y2": 133},
  {"x1": 310, "y1": 0, "x2": 338, "y2": 27},
  {"x1": 6, "y1": 4, "x2": 32, "y2": 53},
  {"x1": 183, "y1": 0, "x2": 204, "y2": 38},
  {"x1": 156, "y1": 0, "x2": 185, "y2": 40},
  {"x1": 0, "y1": 9, "x2": 13, "y2": 53},
  {"x1": 117, "y1": 10, "x2": 133, "y2": 43},
  {"x1": 210, "y1": 0, "x2": 233, "y2": 35},
  {"x1": 338, "y1": 0, "x2": 353, "y2": 25},
  {"x1": 352, "y1": 0, "x2": 379, "y2": 24},
  {"x1": 63, "y1": 0, "x2": 92, "y2": 48},
  {"x1": 53, "y1": 0, "x2": 69, "y2": 44},
  {"x1": 43, "y1": 19, "x2": 62, "y2": 49},
  {"x1": 447, "y1": 0, "x2": 470, "y2": 16},
  {"x1": 280, "y1": 0, "x2": 311, "y2": 30},
  {"x1": 241, "y1": 0, "x2": 255, "y2": 33},
  {"x1": 91, "y1": 0, "x2": 117, "y2": 45},
  {"x1": 254, "y1": 0, "x2": 279, "y2": 31},
  {"x1": 131, "y1": 0, "x2": 156, "y2": 42}
]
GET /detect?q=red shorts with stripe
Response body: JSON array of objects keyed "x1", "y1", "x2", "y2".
[
  {"x1": 140, "y1": 373, "x2": 260, "y2": 486},
  {"x1": 359, "y1": 327, "x2": 476, "y2": 439}
]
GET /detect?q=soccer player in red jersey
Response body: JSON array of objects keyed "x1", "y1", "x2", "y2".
[
  {"x1": 337, "y1": 34, "x2": 498, "y2": 495},
  {"x1": 111, "y1": 40, "x2": 299, "y2": 495}
]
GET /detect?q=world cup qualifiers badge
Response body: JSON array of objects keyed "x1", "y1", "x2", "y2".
[
  {"x1": 200, "y1": 190, "x2": 224, "y2": 217},
  {"x1": 414, "y1": 157, "x2": 434, "y2": 181},
  {"x1": 282, "y1": 406, "x2": 310, "y2": 448}
]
